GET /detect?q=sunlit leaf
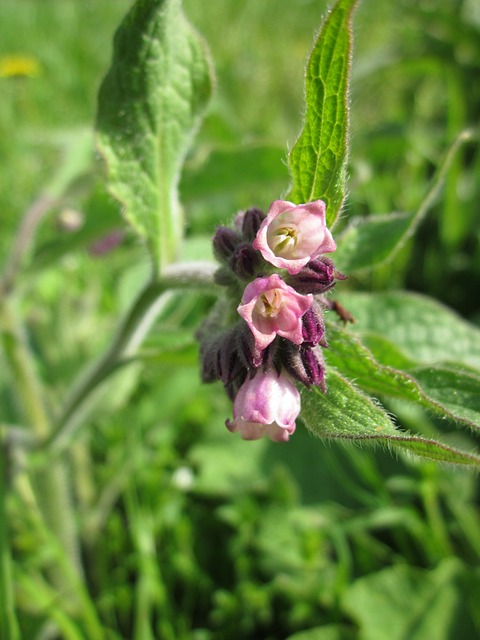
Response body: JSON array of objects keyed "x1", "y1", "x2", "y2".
[
  {"x1": 97, "y1": 0, "x2": 214, "y2": 270},
  {"x1": 287, "y1": 0, "x2": 358, "y2": 227},
  {"x1": 326, "y1": 324, "x2": 480, "y2": 431},
  {"x1": 301, "y1": 369, "x2": 480, "y2": 469},
  {"x1": 339, "y1": 291, "x2": 480, "y2": 371}
]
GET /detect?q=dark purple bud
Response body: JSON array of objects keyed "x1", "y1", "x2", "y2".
[
  {"x1": 288, "y1": 257, "x2": 336, "y2": 294},
  {"x1": 241, "y1": 207, "x2": 266, "y2": 242},
  {"x1": 281, "y1": 343, "x2": 326, "y2": 390},
  {"x1": 229, "y1": 242, "x2": 262, "y2": 280},
  {"x1": 236, "y1": 324, "x2": 279, "y2": 371},
  {"x1": 260, "y1": 340, "x2": 278, "y2": 373},
  {"x1": 301, "y1": 303, "x2": 325, "y2": 346},
  {"x1": 225, "y1": 367, "x2": 248, "y2": 401},
  {"x1": 217, "y1": 327, "x2": 247, "y2": 386},
  {"x1": 300, "y1": 346, "x2": 326, "y2": 390},
  {"x1": 212, "y1": 226, "x2": 242, "y2": 263},
  {"x1": 199, "y1": 337, "x2": 221, "y2": 383},
  {"x1": 236, "y1": 325, "x2": 262, "y2": 369}
]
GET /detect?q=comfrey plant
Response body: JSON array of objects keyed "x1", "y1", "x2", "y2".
[
  {"x1": 8, "y1": 0, "x2": 474, "y2": 468},
  {"x1": 91, "y1": 0, "x2": 480, "y2": 468},
  {"x1": 198, "y1": 200, "x2": 345, "y2": 442},
  {"x1": 1, "y1": 0, "x2": 480, "y2": 634}
]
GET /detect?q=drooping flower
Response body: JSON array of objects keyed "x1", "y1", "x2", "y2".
[
  {"x1": 237, "y1": 273, "x2": 313, "y2": 357},
  {"x1": 253, "y1": 199, "x2": 336, "y2": 274},
  {"x1": 225, "y1": 369, "x2": 300, "y2": 442}
]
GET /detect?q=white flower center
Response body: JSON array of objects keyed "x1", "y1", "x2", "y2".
[
  {"x1": 269, "y1": 225, "x2": 298, "y2": 257},
  {"x1": 257, "y1": 290, "x2": 283, "y2": 318}
]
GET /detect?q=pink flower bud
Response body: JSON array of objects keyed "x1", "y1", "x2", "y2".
[
  {"x1": 226, "y1": 369, "x2": 300, "y2": 442},
  {"x1": 237, "y1": 274, "x2": 313, "y2": 356},
  {"x1": 253, "y1": 199, "x2": 336, "y2": 274}
]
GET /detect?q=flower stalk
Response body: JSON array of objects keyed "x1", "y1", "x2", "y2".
[{"x1": 45, "y1": 262, "x2": 219, "y2": 455}]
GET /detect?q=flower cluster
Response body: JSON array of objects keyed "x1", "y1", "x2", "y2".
[{"x1": 197, "y1": 199, "x2": 345, "y2": 442}]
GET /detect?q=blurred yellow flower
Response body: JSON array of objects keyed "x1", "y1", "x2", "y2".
[{"x1": 0, "y1": 55, "x2": 41, "y2": 78}]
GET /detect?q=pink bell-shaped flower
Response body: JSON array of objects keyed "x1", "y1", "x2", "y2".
[
  {"x1": 226, "y1": 369, "x2": 301, "y2": 442},
  {"x1": 237, "y1": 273, "x2": 313, "y2": 357},
  {"x1": 253, "y1": 199, "x2": 336, "y2": 274}
]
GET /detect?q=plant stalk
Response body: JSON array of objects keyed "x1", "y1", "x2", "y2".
[{"x1": 45, "y1": 261, "x2": 218, "y2": 455}]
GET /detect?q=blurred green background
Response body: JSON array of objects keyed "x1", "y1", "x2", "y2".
[{"x1": 1, "y1": 0, "x2": 480, "y2": 638}]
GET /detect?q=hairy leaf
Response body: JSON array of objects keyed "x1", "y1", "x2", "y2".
[
  {"x1": 339, "y1": 291, "x2": 480, "y2": 371},
  {"x1": 287, "y1": 0, "x2": 357, "y2": 227},
  {"x1": 326, "y1": 324, "x2": 480, "y2": 431},
  {"x1": 334, "y1": 213, "x2": 412, "y2": 273},
  {"x1": 97, "y1": 0, "x2": 214, "y2": 270},
  {"x1": 301, "y1": 369, "x2": 480, "y2": 469}
]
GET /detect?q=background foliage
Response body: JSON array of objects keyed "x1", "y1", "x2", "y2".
[{"x1": 1, "y1": 0, "x2": 480, "y2": 638}]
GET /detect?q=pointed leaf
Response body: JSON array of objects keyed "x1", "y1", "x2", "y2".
[
  {"x1": 339, "y1": 291, "x2": 480, "y2": 371},
  {"x1": 300, "y1": 369, "x2": 480, "y2": 469},
  {"x1": 326, "y1": 324, "x2": 480, "y2": 431},
  {"x1": 410, "y1": 365, "x2": 480, "y2": 431},
  {"x1": 334, "y1": 212, "x2": 412, "y2": 273},
  {"x1": 287, "y1": 0, "x2": 357, "y2": 227},
  {"x1": 97, "y1": 0, "x2": 214, "y2": 269}
]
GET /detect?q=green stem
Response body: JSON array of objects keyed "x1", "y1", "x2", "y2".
[
  {"x1": 45, "y1": 261, "x2": 218, "y2": 455},
  {"x1": 0, "y1": 430, "x2": 20, "y2": 640},
  {"x1": 410, "y1": 127, "x2": 478, "y2": 235}
]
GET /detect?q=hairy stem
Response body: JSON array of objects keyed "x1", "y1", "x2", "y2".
[
  {"x1": 1, "y1": 194, "x2": 58, "y2": 295},
  {"x1": 44, "y1": 261, "x2": 218, "y2": 455}
]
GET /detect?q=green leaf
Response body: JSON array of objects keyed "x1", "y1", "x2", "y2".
[
  {"x1": 287, "y1": 0, "x2": 357, "y2": 227},
  {"x1": 339, "y1": 291, "x2": 480, "y2": 371},
  {"x1": 96, "y1": 0, "x2": 214, "y2": 270},
  {"x1": 326, "y1": 324, "x2": 480, "y2": 431},
  {"x1": 287, "y1": 625, "x2": 355, "y2": 640},
  {"x1": 342, "y1": 559, "x2": 480, "y2": 640},
  {"x1": 300, "y1": 369, "x2": 480, "y2": 469},
  {"x1": 410, "y1": 365, "x2": 480, "y2": 430},
  {"x1": 334, "y1": 212, "x2": 412, "y2": 273}
]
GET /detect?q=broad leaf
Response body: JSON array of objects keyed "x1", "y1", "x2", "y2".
[
  {"x1": 326, "y1": 324, "x2": 480, "y2": 431},
  {"x1": 287, "y1": 0, "x2": 357, "y2": 227},
  {"x1": 342, "y1": 559, "x2": 480, "y2": 640},
  {"x1": 97, "y1": 0, "x2": 214, "y2": 270},
  {"x1": 339, "y1": 291, "x2": 480, "y2": 371},
  {"x1": 410, "y1": 365, "x2": 480, "y2": 430},
  {"x1": 301, "y1": 369, "x2": 480, "y2": 469},
  {"x1": 334, "y1": 212, "x2": 412, "y2": 273}
]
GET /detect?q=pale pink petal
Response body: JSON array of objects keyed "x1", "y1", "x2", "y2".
[
  {"x1": 226, "y1": 370, "x2": 300, "y2": 442},
  {"x1": 253, "y1": 199, "x2": 336, "y2": 274},
  {"x1": 237, "y1": 274, "x2": 312, "y2": 353}
]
